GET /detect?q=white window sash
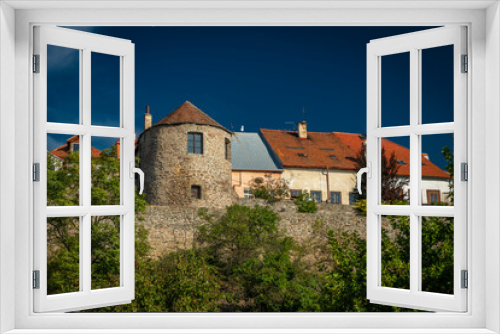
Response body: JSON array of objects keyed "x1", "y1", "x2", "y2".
[
  {"x1": 366, "y1": 26, "x2": 467, "y2": 312},
  {"x1": 33, "y1": 26, "x2": 136, "y2": 313}
]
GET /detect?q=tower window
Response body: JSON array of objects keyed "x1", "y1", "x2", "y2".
[
  {"x1": 187, "y1": 132, "x2": 203, "y2": 154},
  {"x1": 191, "y1": 185, "x2": 202, "y2": 199}
]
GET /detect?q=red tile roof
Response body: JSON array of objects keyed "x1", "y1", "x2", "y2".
[
  {"x1": 260, "y1": 130, "x2": 449, "y2": 179},
  {"x1": 154, "y1": 101, "x2": 231, "y2": 133},
  {"x1": 50, "y1": 135, "x2": 101, "y2": 159},
  {"x1": 260, "y1": 129, "x2": 358, "y2": 170}
]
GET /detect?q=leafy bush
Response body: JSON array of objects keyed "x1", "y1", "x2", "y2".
[
  {"x1": 294, "y1": 192, "x2": 318, "y2": 213},
  {"x1": 250, "y1": 175, "x2": 289, "y2": 203}
]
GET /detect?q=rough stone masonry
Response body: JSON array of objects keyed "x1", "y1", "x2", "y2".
[{"x1": 137, "y1": 199, "x2": 394, "y2": 258}]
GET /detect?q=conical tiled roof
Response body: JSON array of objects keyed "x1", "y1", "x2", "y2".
[{"x1": 154, "y1": 101, "x2": 231, "y2": 133}]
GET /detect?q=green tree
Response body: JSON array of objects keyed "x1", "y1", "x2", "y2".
[
  {"x1": 197, "y1": 205, "x2": 321, "y2": 311},
  {"x1": 354, "y1": 143, "x2": 409, "y2": 203},
  {"x1": 249, "y1": 174, "x2": 290, "y2": 203},
  {"x1": 46, "y1": 146, "x2": 149, "y2": 296}
]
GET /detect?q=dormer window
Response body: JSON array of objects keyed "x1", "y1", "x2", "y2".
[{"x1": 187, "y1": 132, "x2": 203, "y2": 154}]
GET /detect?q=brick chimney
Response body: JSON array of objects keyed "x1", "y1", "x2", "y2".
[
  {"x1": 144, "y1": 105, "x2": 152, "y2": 131},
  {"x1": 298, "y1": 121, "x2": 307, "y2": 139}
]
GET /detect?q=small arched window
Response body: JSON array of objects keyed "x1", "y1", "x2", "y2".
[{"x1": 187, "y1": 132, "x2": 203, "y2": 154}]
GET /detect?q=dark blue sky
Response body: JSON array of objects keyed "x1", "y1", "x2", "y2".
[{"x1": 48, "y1": 26, "x2": 454, "y2": 169}]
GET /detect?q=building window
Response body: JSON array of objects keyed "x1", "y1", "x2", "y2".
[
  {"x1": 243, "y1": 188, "x2": 254, "y2": 199},
  {"x1": 191, "y1": 185, "x2": 202, "y2": 199},
  {"x1": 310, "y1": 191, "x2": 322, "y2": 203},
  {"x1": 225, "y1": 138, "x2": 231, "y2": 160},
  {"x1": 330, "y1": 191, "x2": 341, "y2": 204},
  {"x1": 187, "y1": 132, "x2": 203, "y2": 154},
  {"x1": 290, "y1": 189, "x2": 302, "y2": 199},
  {"x1": 349, "y1": 192, "x2": 359, "y2": 206},
  {"x1": 426, "y1": 190, "x2": 440, "y2": 204},
  {"x1": 72, "y1": 143, "x2": 79, "y2": 152}
]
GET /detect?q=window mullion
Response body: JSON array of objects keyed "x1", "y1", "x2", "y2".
[
  {"x1": 409, "y1": 47, "x2": 420, "y2": 294},
  {"x1": 81, "y1": 48, "x2": 92, "y2": 294}
]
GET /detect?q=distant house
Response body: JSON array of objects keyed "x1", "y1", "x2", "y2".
[
  {"x1": 257, "y1": 122, "x2": 451, "y2": 205},
  {"x1": 50, "y1": 135, "x2": 102, "y2": 160},
  {"x1": 231, "y1": 132, "x2": 283, "y2": 198}
]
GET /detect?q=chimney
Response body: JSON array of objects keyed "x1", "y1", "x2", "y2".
[
  {"x1": 422, "y1": 153, "x2": 430, "y2": 161},
  {"x1": 116, "y1": 139, "x2": 121, "y2": 158},
  {"x1": 144, "y1": 105, "x2": 152, "y2": 131},
  {"x1": 298, "y1": 121, "x2": 307, "y2": 139},
  {"x1": 240, "y1": 125, "x2": 245, "y2": 132}
]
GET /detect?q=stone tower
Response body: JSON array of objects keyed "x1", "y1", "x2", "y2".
[{"x1": 136, "y1": 101, "x2": 234, "y2": 209}]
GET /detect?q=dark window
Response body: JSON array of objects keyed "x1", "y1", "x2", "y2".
[
  {"x1": 426, "y1": 190, "x2": 440, "y2": 204},
  {"x1": 188, "y1": 132, "x2": 203, "y2": 154},
  {"x1": 310, "y1": 191, "x2": 322, "y2": 203},
  {"x1": 243, "y1": 188, "x2": 254, "y2": 199},
  {"x1": 72, "y1": 143, "x2": 79, "y2": 152},
  {"x1": 225, "y1": 138, "x2": 231, "y2": 160},
  {"x1": 290, "y1": 189, "x2": 302, "y2": 199},
  {"x1": 349, "y1": 192, "x2": 360, "y2": 205},
  {"x1": 330, "y1": 191, "x2": 341, "y2": 204},
  {"x1": 191, "y1": 185, "x2": 201, "y2": 199}
]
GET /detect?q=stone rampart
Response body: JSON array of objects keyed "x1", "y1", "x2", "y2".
[{"x1": 138, "y1": 199, "x2": 394, "y2": 258}]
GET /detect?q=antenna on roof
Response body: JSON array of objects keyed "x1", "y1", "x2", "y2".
[{"x1": 284, "y1": 121, "x2": 295, "y2": 131}]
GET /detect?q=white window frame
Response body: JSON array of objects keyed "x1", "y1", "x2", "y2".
[{"x1": 1, "y1": 2, "x2": 498, "y2": 333}]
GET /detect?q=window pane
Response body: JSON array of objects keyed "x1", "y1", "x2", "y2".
[
  {"x1": 91, "y1": 52, "x2": 120, "y2": 127},
  {"x1": 421, "y1": 133, "x2": 454, "y2": 206},
  {"x1": 92, "y1": 215, "x2": 120, "y2": 290},
  {"x1": 47, "y1": 133, "x2": 80, "y2": 206},
  {"x1": 421, "y1": 216, "x2": 454, "y2": 294},
  {"x1": 330, "y1": 191, "x2": 341, "y2": 204},
  {"x1": 91, "y1": 137, "x2": 121, "y2": 206},
  {"x1": 381, "y1": 137, "x2": 410, "y2": 205},
  {"x1": 187, "y1": 134, "x2": 194, "y2": 153},
  {"x1": 310, "y1": 191, "x2": 322, "y2": 203},
  {"x1": 421, "y1": 45, "x2": 454, "y2": 124},
  {"x1": 195, "y1": 134, "x2": 203, "y2": 154},
  {"x1": 381, "y1": 52, "x2": 410, "y2": 127},
  {"x1": 47, "y1": 45, "x2": 80, "y2": 124},
  {"x1": 47, "y1": 217, "x2": 80, "y2": 295},
  {"x1": 381, "y1": 215, "x2": 410, "y2": 290}
]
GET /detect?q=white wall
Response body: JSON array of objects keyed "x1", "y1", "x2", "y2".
[
  {"x1": 0, "y1": 2, "x2": 16, "y2": 333},
  {"x1": 282, "y1": 168, "x2": 356, "y2": 205},
  {"x1": 486, "y1": 2, "x2": 500, "y2": 332}
]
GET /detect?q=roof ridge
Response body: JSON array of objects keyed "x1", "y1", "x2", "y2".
[{"x1": 154, "y1": 101, "x2": 231, "y2": 133}]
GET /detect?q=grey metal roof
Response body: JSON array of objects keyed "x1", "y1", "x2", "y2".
[{"x1": 231, "y1": 132, "x2": 282, "y2": 171}]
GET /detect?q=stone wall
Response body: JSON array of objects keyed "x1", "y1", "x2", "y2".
[
  {"x1": 138, "y1": 199, "x2": 394, "y2": 258},
  {"x1": 136, "y1": 123, "x2": 234, "y2": 209}
]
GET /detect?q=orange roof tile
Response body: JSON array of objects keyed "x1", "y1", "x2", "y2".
[
  {"x1": 260, "y1": 130, "x2": 450, "y2": 179},
  {"x1": 154, "y1": 101, "x2": 231, "y2": 133}
]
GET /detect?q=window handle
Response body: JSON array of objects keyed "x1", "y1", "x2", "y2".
[
  {"x1": 129, "y1": 162, "x2": 145, "y2": 195},
  {"x1": 356, "y1": 162, "x2": 371, "y2": 195}
]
